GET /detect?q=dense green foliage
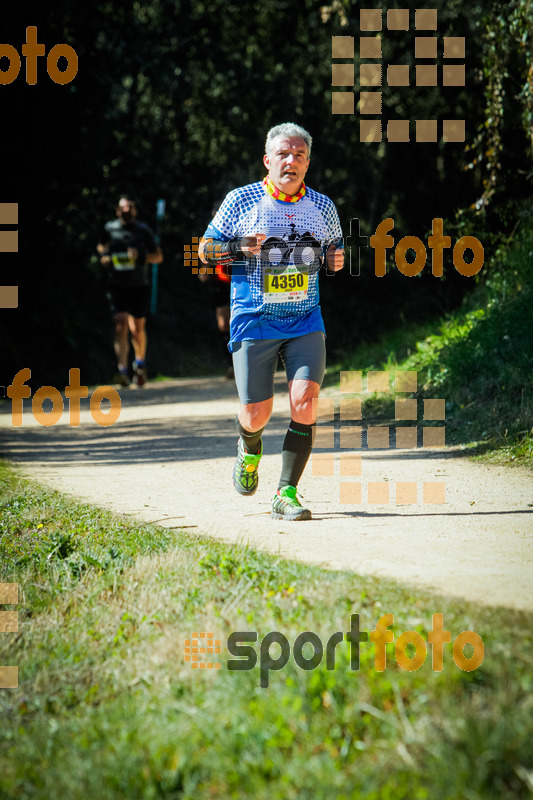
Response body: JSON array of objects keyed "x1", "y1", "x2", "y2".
[
  {"x1": 1, "y1": 462, "x2": 532, "y2": 798},
  {"x1": 1, "y1": 0, "x2": 530, "y2": 386},
  {"x1": 337, "y1": 224, "x2": 533, "y2": 459}
]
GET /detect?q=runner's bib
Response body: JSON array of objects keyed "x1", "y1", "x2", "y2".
[
  {"x1": 111, "y1": 252, "x2": 136, "y2": 271},
  {"x1": 263, "y1": 265, "x2": 309, "y2": 304}
]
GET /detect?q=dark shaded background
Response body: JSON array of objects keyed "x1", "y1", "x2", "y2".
[{"x1": 1, "y1": 0, "x2": 530, "y2": 388}]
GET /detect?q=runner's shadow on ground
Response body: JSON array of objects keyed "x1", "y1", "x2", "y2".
[
  {"x1": 0, "y1": 416, "x2": 485, "y2": 468},
  {"x1": 315, "y1": 509, "x2": 533, "y2": 519}
]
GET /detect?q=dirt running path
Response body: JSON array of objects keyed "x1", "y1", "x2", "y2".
[{"x1": 1, "y1": 376, "x2": 532, "y2": 611}]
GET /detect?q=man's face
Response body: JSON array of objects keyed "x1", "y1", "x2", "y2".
[
  {"x1": 263, "y1": 136, "x2": 310, "y2": 196},
  {"x1": 116, "y1": 198, "x2": 137, "y2": 223}
]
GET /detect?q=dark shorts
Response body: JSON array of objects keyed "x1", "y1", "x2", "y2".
[
  {"x1": 107, "y1": 285, "x2": 151, "y2": 318},
  {"x1": 232, "y1": 331, "x2": 326, "y2": 404}
]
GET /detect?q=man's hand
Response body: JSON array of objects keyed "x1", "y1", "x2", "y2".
[
  {"x1": 127, "y1": 247, "x2": 139, "y2": 262},
  {"x1": 326, "y1": 244, "x2": 344, "y2": 272},
  {"x1": 240, "y1": 233, "x2": 267, "y2": 256}
]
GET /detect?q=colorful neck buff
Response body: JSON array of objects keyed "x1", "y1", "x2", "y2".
[{"x1": 263, "y1": 176, "x2": 306, "y2": 203}]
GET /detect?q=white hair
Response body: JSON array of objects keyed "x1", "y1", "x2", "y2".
[{"x1": 265, "y1": 123, "x2": 312, "y2": 158}]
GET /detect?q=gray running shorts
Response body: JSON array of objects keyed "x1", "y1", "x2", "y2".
[{"x1": 232, "y1": 331, "x2": 326, "y2": 405}]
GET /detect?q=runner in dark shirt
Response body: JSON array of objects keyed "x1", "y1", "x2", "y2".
[{"x1": 97, "y1": 196, "x2": 163, "y2": 386}]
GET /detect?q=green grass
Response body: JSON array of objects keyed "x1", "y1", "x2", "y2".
[
  {"x1": 1, "y1": 461, "x2": 532, "y2": 799},
  {"x1": 330, "y1": 228, "x2": 533, "y2": 464}
]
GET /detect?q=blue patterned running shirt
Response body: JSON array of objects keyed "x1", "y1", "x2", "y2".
[{"x1": 202, "y1": 181, "x2": 343, "y2": 350}]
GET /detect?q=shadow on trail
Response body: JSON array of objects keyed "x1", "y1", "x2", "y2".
[
  {"x1": 314, "y1": 509, "x2": 533, "y2": 520},
  {"x1": 0, "y1": 375, "x2": 491, "y2": 469}
]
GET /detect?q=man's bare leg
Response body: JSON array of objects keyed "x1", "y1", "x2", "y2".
[
  {"x1": 114, "y1": 312, "x2": 130, "y2": 371},
  {"x1": 129, "y1": 316, "x2": 147, "y2": 363}
]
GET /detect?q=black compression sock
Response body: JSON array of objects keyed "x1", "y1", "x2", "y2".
[
  {"x1": 278, "y1": 420, "x2": 315, "y2": 490},
  {"x1": 235, "y1": 417, "x2": 264, "y2": 455}
]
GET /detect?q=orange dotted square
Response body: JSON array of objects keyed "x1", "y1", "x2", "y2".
[
  {"x1": 387, "y1": 65, "x2": 410, "y2": 86},
  {"x1": 332, "y1": 92, "x2": 354, "y2": 115},
  {"x1": 387, "y1": 120, "x2": 410, "y2": 142},
  {"x1": 368, "y1": 482, "x2": 390, "y2": 504},
  {"x1": 359, "y1": 36, "x2": 382, "y2": 59},
  {"x1": 423, "y1": 427, "x2": 446, "y2": 448},
  {"x1": 395, "y1": 371, "x2": 417, "y2": 392},
  {"x1": 416, "y1": 65, "x2": 438, "y2": 86},
  {"x1": 387, "y1": 8, "x2": 409, "y2": 30},
  {"x1": 340, "y1": 426, "x2": 362, "y2": 448},
  {"x1": 0, "y1": 611, "x2": 18, "y2": 633},
  {"x1": 360, "y1": 64, "x2": 382, "y2": 87},
  {"x1": 340, "y1": 371, "x2": 362, "y2": 393},
  {"x1": 443, "y1": 37, "x2": 465, "y2": 58},
  {"x1": 360, "y1": 120, "x2": 382, "y2": 143},
  {"x1": 443, "y1": 120, "x2": 465, "y2": 142},
  {"x1": 340, "y1": 482, "x2": 362, "y2": 504},
  {"x1": 332, "y1": 36, "x2": 355, "y2": 58},
  {"x1": 416, "y1": 120, "x2": 438, "y2": 142},
  {"x1": 395, "y1": 427, "x2": 418, "y2": 449},
  {"x1": 340, "y1": 398, "x2": 362, "y2": 420},
  {"x1": 424, "y1": 399, "x2": 445, "y2": 420},
  {"x1": 360, "y1": 9, "x2": 382, "y2": 31},
  {"x1": 0, "y1": 584, "x2": 18, "y2": 604},
  {"x1": 359, "y1": 92, "x2": 382, "y2": 115},
  {"x1": 396, "y1": 482, "x2": 418, "y2": 505},
  {"x1": 443, "y1": 65, "x2": 465, "y2": 86},
  {"x1": 415, "y1": 8, "x2": 437, "y2": 30},
  {"x1": 415, "y1": 37, "x2": 437, "y2": 58},
  {"x1": 367, "y1": 371, "x2": 389, "y2": 393},
  {"x1": 332, "y1": 64, "x2": 355, "y2": 86},
  {"x1": 340, "y1": 453, "x2": 362, "y2": 476},
  {"x1": 312, "y1": 453, "x2": 334, "y2": 477},
  {"x1": 314, "y1": 426, "x2": 334, "y2": 449},
  {"x1": 367, "y1": 427, "x2": 390, "y2": 448},
  {"x1": 395, "y1": 398, "x2": 417, "y2": 420},
  {"x1": 423, "y1": 482, "x2": 445, "y2": 504},
  {"x1": 315, "y1": 398, "x2": 335, "y2": 422},
  {"x1": 0, "y1": 667, "x2": 18, "y2": 688}
]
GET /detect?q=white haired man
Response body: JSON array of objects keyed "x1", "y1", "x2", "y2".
[{"x1": 199, "y1": 123, "x2": 344, "y2": 520}]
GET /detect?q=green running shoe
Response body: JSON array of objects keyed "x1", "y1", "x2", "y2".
[
  {"x1": 232, "y1": 438, "x2": 262, "y2": 495},
  {"x1": 271, "y1": 485, "x2": 312, "y2": 521}
]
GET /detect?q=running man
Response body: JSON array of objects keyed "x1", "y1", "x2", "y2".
[
  {"x1": 97, "y1": 196, "x2": 163, "y2": 386},
  {"x1": 199, "y1": 123, "x2": 344, "y2": 520}
]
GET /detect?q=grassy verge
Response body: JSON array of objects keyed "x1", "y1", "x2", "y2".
[
  {"x1": 1, "y1": 461, "x2": 532, "y2": 799},
  {"x1": 328, "y1": 228, "x2": 533, "y2": 464}
]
